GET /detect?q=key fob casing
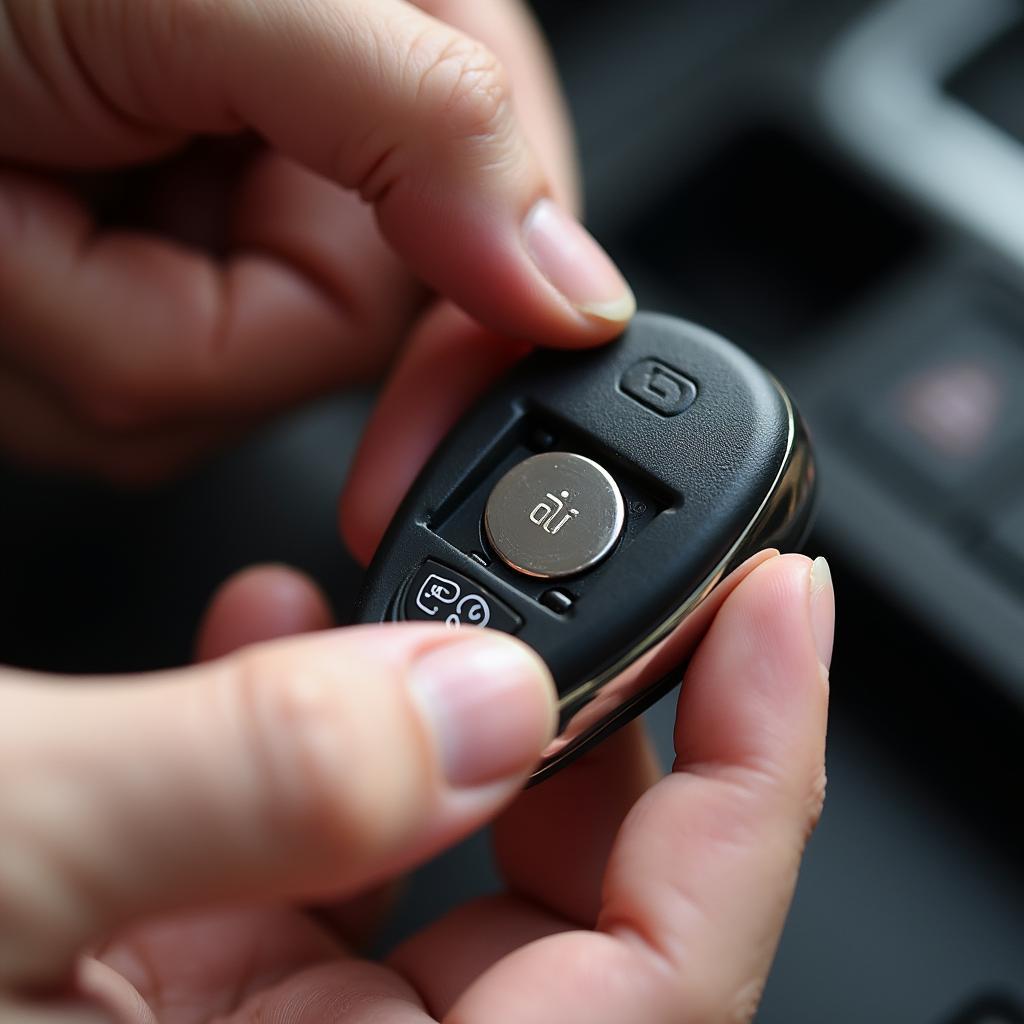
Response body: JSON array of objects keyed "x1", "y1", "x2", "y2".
[{"x1": 354, "y1": 312, "x2": 815, "y2": 783}]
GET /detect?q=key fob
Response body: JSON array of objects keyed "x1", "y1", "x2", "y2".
[{"x1": 354, "y1": 312, "x2": 815, "y2": 783}]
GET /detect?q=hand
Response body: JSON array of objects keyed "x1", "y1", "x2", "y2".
[
  {"x1": 1, "y1": 552, "x2": 834, "y2": 1023},
  {"x1": 0, "y1": 0, "x2": 633, "y2": 484}
]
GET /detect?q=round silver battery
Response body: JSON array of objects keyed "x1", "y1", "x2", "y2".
[{"x1": 483, "y1": 451, "x2": 625, "y2": 578}]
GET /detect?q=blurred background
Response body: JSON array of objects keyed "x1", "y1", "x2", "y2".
[{"x1": 2, "y1": 0, "x2": 1023, "y2": 1020}]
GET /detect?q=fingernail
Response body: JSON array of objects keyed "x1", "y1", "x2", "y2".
[
  {"x1": 408, "y1": 636, "x2": 557, "y2": 788},
  {"x1": 523, "y1": 198, "x2": 636, "y2": 323},
  {"x1": 809, "y1": 556, "x2": 835, "y2": 670}
]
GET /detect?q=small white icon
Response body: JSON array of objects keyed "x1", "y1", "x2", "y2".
[
  {"x1": 529, "y1": 489, "x2": 580, "y2": 535},
  {"x1": 448, "y1": 594, "x2": 490, "y2": 628},
  {"x1": 415, "y1": 574, "x2": 460, "y2": 616},
  {"x1": 414, "y1": 573, "x2": 491, "y2": 629}
]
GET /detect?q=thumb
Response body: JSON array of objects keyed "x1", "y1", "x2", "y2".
[
  {"x1": 3, "y1": 0, "x2": 634, "y2": 344},
  {"x1": 0, "y1": 625, "x2": 556, "y2": 992}
]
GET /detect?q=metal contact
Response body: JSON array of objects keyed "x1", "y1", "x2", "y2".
[{"x1": 484, "y1": 452, "x2": 626, "y2": 579}]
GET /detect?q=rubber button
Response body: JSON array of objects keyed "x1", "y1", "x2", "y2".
[
  {"x1": 402, "y1": 560, "x2": 521, "y2": 633},
  {"x1": 620, "y1": 358, "x2": 697, "y2": 416},
  {"x1": 540, "y1": 588, "x2": 575, "y2": 614}
]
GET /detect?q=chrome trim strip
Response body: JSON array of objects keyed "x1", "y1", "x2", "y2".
[{"x1": 535, "y1": 382, "x2": 809, "y2": 775}]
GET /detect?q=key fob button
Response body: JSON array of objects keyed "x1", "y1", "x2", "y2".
[
  {"x1": 620, "y1": 358, "x2": 697, "y2": 416},
  {"x1": 483, "y1": 451, "x2": 626, "y2": 579},
  {"x1": 401, "y1": 560, "x2": 522, "y2": 634},
  {"x1": 539, "y1": 588, "x2": 575, "y2": 614}
]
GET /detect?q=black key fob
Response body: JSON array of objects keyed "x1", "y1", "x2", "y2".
[{"x1": 354, "y1": 312, "x2": 815, "y2": 783}]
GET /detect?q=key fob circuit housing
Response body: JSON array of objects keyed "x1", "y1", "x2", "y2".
[{"x1": 355, "y1": 312, "x2": 815, "y2": 782}]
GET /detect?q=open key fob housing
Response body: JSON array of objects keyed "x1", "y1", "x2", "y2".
[{"x1": 354, "y1": 312, "x2": 815, "y2": 783}]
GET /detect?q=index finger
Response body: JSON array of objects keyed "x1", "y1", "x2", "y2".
[
  {"x1": 339, "y1": 0, "x2": 600, "y2": 562},
  {"x1": 413, "y1": 0, "x2": 581, "y2": 212},
  {"x1": 3, "y1": 0, "x2": 632, "y2": 343}
]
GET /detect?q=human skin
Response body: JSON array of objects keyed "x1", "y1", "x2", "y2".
[
  {"x1": 1, "y1": 553, "x2": 833, "y2": 1024},
  {"x1": 0, "y1": 3, "x2": 835, "y2": 1020}
]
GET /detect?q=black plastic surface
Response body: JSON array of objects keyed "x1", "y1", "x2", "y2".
[{"x1": 354, "y1": 313, "x2": 795, "y2": 719}]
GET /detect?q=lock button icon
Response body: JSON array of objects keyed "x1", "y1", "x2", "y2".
[{"x1": 620, "y1": 358, "x2": 697, "y2": 416}]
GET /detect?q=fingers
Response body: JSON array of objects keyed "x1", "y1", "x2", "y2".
[
  {"x1": 219, "y1": 959, "x2": 427, "y2": 1024},
  {"x1": 491, "y1": 723, "x2": 660, "y2": 927},
  {"x1": 599, "y1": 553, "x2": 833, "y2": 1022},
  {"x1": 389, "y1": 893, "x2": 572, "y2": 1019},
  {"x1": 338, "y1": 0, "x2": 595, "y2": 561},
  {"x1": 3, "y1": 0, "x2": 633, "y2": 344},
  {"x1": 195, "y1": 565, "x2": 335, "y2": 663},
  {"x1": 447, "y1": 554, "x2": 834, "y2": 1024},
  {"x1": 340, "y1": 303, "x2": 530, "y2": 563},
  {"x1": 0, "y1": 164, "x2": 417, "y2": 431},
  {"x1": 196, "y1": 564, "x2": 401, "y2": 951},
  {"x1": 413, "y1": 0, "x2": 580, "y2": 211},
  {"x1": 0, "y1": 997, "x2": 112, "y2": 1024},
  {"x1": 89, "y1": 907, "x2": 342, "y2": 1024},
  {"x1": 0, "y1": 625, "x2": 557, "y2": 992},
  {"x1": 375, "y1": 551, "x2": 786, "y2": 1021},
  {"x1": 488, "y1": 549, "x2": 778, "y2": 928},
  {"x1": 0, "y1": 354, "x2": 251, "y2": 484},
  {"x1": 384, "y1": 726, "x2": 658, "y2": 1020},
  {"x1": 82, "y1": 569, "x2": 351, "y2": 1024},
  {"x1": 0, "y1": 0, "x2": 620, "y2": 479}
]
